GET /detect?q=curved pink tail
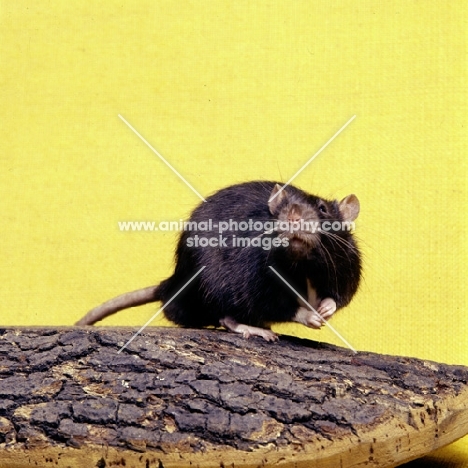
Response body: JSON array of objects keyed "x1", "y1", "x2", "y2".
[{"x1": 75, "y1": 285, "x2": 160, "y2": 326}]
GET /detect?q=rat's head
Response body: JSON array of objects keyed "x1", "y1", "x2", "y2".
[{"x1": 268, "y1": 184, "x2": 360, "y2": 257}]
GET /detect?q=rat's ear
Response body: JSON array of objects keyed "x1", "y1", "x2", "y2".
[
  {"x1": 268, "y1": 184, "x2": 287, "y2": 214},
  {"x1": 338, "y1": 194, "x2": 360, "y2": 222}
]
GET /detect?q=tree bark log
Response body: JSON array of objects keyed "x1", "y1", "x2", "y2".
[{"x1": 0, "y1": 327, "x2": 467, "y2": 468}]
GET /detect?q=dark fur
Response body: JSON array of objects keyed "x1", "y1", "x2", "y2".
[{"x1": 156, "y1": 181, "x2": 361, "y2": 328}]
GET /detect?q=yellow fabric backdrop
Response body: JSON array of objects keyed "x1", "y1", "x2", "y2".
[{"x1": 1, "y1": 1, "x2": 466, "y2": 464}]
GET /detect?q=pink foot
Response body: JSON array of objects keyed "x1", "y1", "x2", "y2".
[
  {"x1": 220, "y1": 316, "x2": 278, "y2": 342},
  {"x1": 317, "y1": 297, "x2": 336, "y2": 319},
  {"x1": 293, "y1": 306, "x2": 323, "y2": 329},
  {"x1": 293, "y1": 298, "x2": 337, "y2": 330}
]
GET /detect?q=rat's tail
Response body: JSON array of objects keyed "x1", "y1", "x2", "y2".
[{"x1": 75, "y1": 285, "x2": 161, "y2": 326}]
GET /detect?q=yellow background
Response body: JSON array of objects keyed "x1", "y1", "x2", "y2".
[{"x1": 1, "y1": 1, "x2": 466, "y2": 464}]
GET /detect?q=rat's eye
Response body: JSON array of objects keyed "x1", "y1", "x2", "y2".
[{"x1": 318, "y1": 203, "x2": 327, "y2": 213}]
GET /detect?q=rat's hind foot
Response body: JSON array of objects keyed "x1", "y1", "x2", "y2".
[{"x1": 220, "y1": 316, "x2": 278, "y2": 342}]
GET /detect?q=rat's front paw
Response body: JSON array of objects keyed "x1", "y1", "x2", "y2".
[
  {"x1": 293, "y1": 306, "x2": 323, "y2": 329},
  {"x1": 317, "y1": 298, "x2": 336, "y2": 319}
]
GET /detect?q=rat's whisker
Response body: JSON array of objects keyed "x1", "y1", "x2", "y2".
[
  {"x1": 325, "y1": 235, "x2": 358, "y2": 270},
  {"x1": 316, "y1": 239, "x2": 339, "y2": 293},
  {"x1": 321, "y1": 231, "x2": 358, "y2": 256}
]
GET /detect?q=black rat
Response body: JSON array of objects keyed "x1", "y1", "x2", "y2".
[{"x1": 76, "y1": 181, "x2": 361, "y2": 341}]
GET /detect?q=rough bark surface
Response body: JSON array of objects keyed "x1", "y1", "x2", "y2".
[{"x1": 0, "y1": 327, "x2": 467, "y2": 468}]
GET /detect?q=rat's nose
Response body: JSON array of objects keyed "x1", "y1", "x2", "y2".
[{"x1": 288, "y1": 205, "x2": 302, "y2": 222}]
